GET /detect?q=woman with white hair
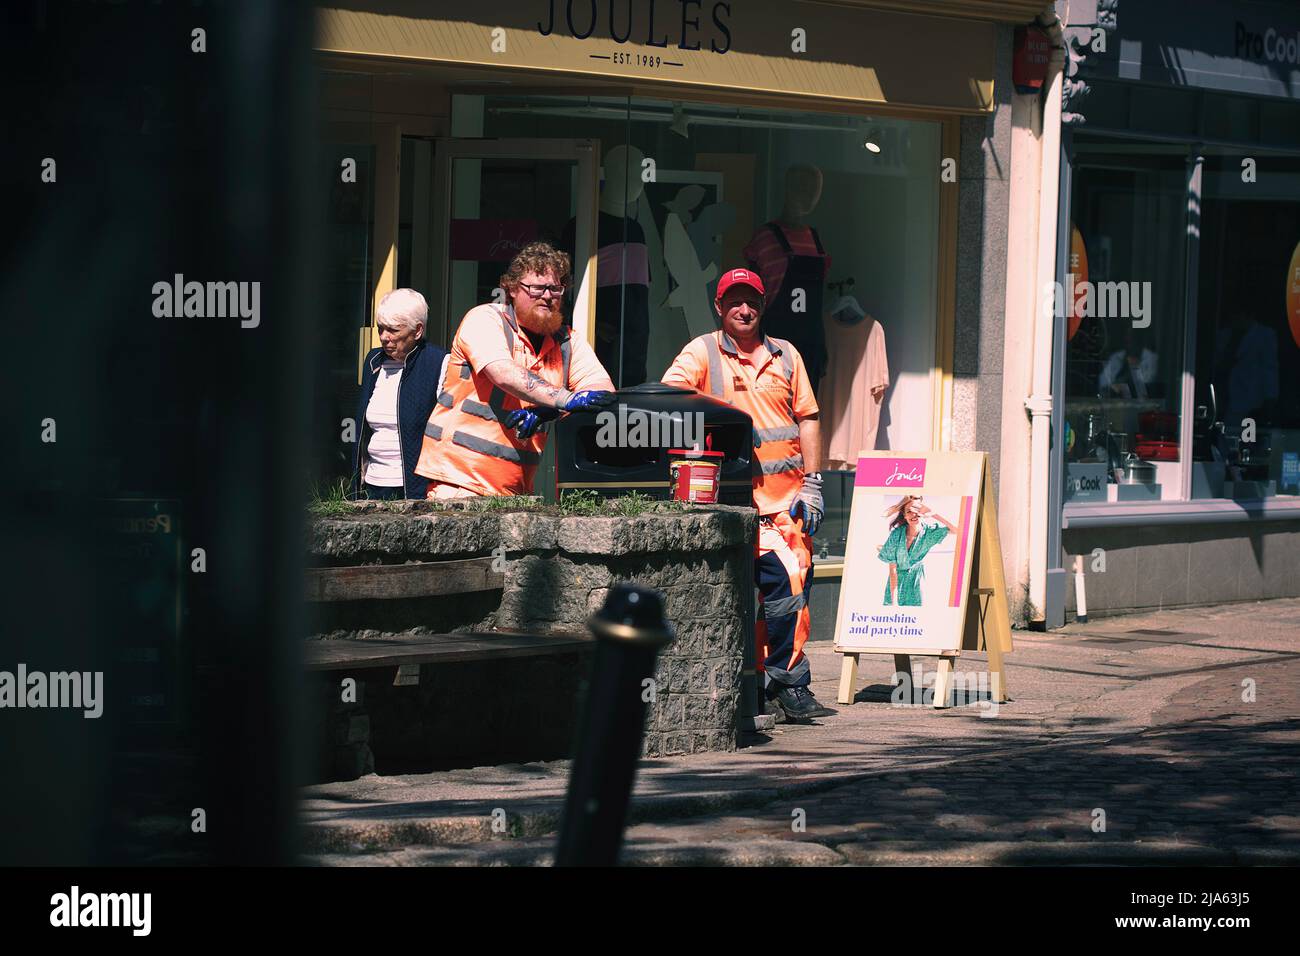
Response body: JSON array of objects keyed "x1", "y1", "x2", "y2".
[{"x1": 350, "y1": 288, "x2": 449, "y2": 499}]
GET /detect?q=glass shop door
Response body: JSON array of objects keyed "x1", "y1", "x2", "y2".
[{"x1": 430, "y1": 138, "x2": 601, "y2": 501}]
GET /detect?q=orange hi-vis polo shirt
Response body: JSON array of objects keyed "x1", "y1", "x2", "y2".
[
  {"x1": 662, "y1": 330, "x2": 819, "y2": 516},
  {"x1": 415, "y1": 302, "x2": 613, "y2": 496}
]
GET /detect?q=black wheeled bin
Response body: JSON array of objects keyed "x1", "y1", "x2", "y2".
[{"x1": 553, "y1": 382, "x2": 753, "y2": 505}]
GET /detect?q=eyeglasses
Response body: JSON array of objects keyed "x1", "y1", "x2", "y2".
[{"x1": 517, "y1": 282, "x2": 566, "y2": 298}]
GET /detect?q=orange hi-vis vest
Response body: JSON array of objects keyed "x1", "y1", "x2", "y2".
[
  {"x1": 415, "y1": 303, "x2": 572, "y2": 496},
  {"x1": 663, "y1": 330, "x2": 818, "y2": 515}
]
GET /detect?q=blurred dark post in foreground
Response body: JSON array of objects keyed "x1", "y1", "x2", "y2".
[
  {"x1": 1, "y1": 0, "x2": 316, "y2": 864},
  {"x1": 555, "y1": 584, "x2": 675, "y2": 867}
]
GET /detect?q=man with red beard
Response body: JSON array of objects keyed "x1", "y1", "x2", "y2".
[{"x1": 415, "y1": 242, "x2": 615, "y2": 498}]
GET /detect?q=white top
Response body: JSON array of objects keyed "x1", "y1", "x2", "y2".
[
  {"x1": 1098, "y1": 348, "x2": 1158, "y2": 398},
  {"x1": 364, "y1": 360, "x2": 405, "y2": 487}
]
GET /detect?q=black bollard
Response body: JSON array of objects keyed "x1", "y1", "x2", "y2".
[{"x1": 555, "y1": 584, "x2": 675, "y2": 867}]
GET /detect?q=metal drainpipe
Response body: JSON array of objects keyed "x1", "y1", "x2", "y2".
[{"x1": 1026, "y1": 41, "x2": 1067, "y2": 627}]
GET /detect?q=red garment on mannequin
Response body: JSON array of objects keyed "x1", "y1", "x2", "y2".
[{"x1": 742, "y1": 224, "x2": 831, "y2": 307}]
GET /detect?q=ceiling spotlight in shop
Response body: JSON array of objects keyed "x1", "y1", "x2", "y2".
[
  {"x1": 864, "y1": 127, "x2": 882, "y2": 152},
  {"x1": 669, "y1": 103, "x2": 691, "y2": 138}
]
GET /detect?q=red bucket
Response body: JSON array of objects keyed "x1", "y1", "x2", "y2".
[{"x1": 667, "y1": 448, "x2": 724, "y2": 503}]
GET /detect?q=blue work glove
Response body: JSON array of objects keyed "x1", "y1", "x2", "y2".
[
  {"x1": 789, "y1": 473, "x2": 825, "y2": 536},
  {"x1": 504, "y1": 406, "x2": 559, "y2": 440},
  {"x1": 561, "y1": 390, "x2": 616, "y2": 413}
]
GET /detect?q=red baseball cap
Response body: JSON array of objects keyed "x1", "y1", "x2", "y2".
[{"x1": 715, "y1": 268, "x2": 765, "y2": 303}]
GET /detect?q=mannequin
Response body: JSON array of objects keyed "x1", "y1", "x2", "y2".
[
  {"x1": 561, "y1": 144, "x2": 651, "y2": 387},
  {"x1": 742, "y1": 164, "x2": 831, "y2": 394},
  {"x1": 662, "y1": 191, "x2": 720, "y2": 341}
]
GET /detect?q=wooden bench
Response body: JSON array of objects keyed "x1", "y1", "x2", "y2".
[
  {"x1": 306, "y1": 555, "x2": 504, "y2": 603},
  {"x1": 305, "y1": 630, "x2": 593, "y2": 672},
  {"x1": 306, "y1": 556, "x2": 591, "y2": 676},
  {"x1": 306, "y1": 556, "x2": 591, "y2": 779}
]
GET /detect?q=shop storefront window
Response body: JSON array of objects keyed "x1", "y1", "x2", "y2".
[
  {"x1": 314, "y1": 141, "x2": 375, "y2": 489},
  {"x1": 1063, "y1": 147, "x2": 1188, "y2": 504},
  {"x1": 459, "y1": 92, "x2": 942, "y2": 551},
  {"x1": 398, "y1": 137, "x2": 434, "y2": 303},
  {"x1": 1194, "y1": 153, "x2": 1300, "y2": 498}
]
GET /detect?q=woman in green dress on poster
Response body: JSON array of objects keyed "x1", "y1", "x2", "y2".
[{"x1": 878, "y1": 495, "x2": 958, "y2": 606}]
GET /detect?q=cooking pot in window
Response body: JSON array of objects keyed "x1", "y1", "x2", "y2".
[{"x1": 1117, "y1": 452, "x2": 1156, "y2": 485}]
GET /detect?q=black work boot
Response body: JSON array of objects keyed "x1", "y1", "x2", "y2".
[{"x1": 772, "y1": 685, "x2": 832, "y2": 721}]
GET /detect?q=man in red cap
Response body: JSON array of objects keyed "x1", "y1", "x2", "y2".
[{"x1": 661, "y1": 268, "x2": 831, "y2": 722}]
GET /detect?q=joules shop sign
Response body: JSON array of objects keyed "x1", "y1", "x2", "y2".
[
  {"x1": 315, "y1": 2, "x2": 997, "y2": 114},
  {"x1": 537, "y1": 0, "x2": 733, "y2": 53}
]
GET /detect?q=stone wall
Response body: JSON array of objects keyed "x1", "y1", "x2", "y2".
[
  {"x1": 308, "y1": 501, "x2": 755, "y2": 770},
  {"x1": 1062, "y1": 520, "x2": 1300, "y2": 618}
]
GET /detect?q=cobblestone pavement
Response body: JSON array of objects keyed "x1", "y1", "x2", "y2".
[
  {"x1": 304, "y1": 598, "x2": 1300, "y2": 865},
  {"x1": 613, "y1": 671, "x2": 1300, "y2": 865}
]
